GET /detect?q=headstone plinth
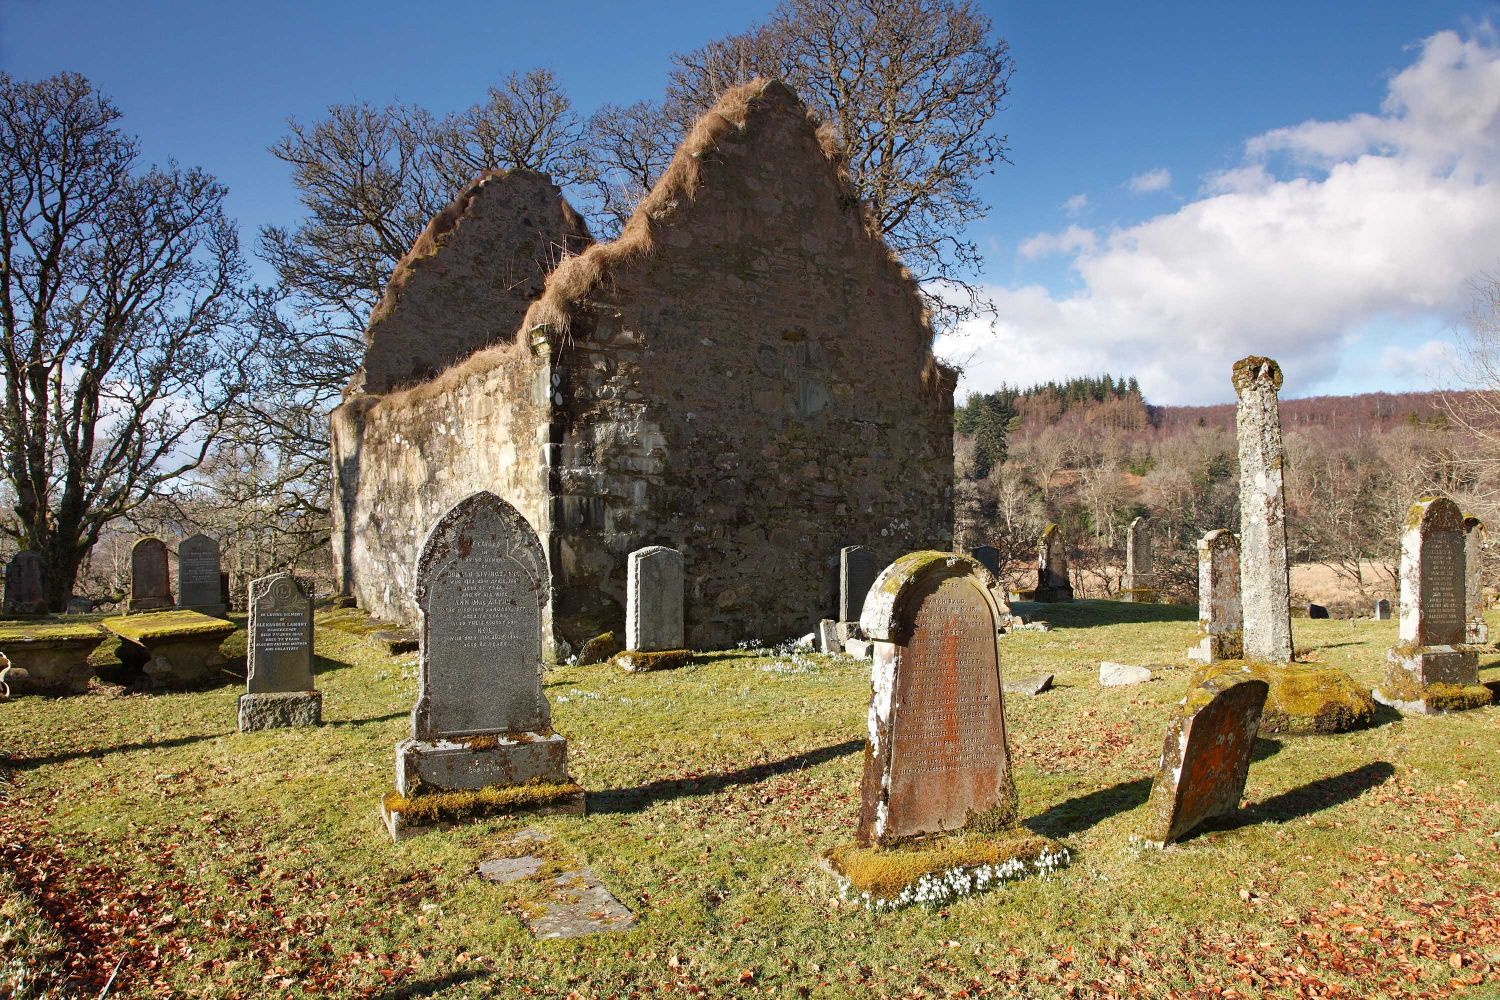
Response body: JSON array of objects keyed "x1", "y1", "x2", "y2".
[
  {"x1": 1032, "y1": 525, "x2": 1073, "y2": 602},
  {"x1": 1143, "y1": 673, "x2": 1267, "y2": 846},
  {"x1": 178, "y1": 534, "x2": 227, "y2": 617},
  {"x1": 238, "y1": 573, "x2": 320, "y2": 732},
  {"x1": 128, "y1": 537, "x2": 174, "y2": 613},
  {"x1": 3, "y1": 551, "x2": 49, "y2": 615},
  {"x1": 382, "y1": 492, "x2": 582, "y2": 840},
  {"x1": 1188, "y1": 530, "x2": 1243, "y2": 663},
  {"x1": 1376, "y1": 497, "x2": 1488, "y2": 714}
]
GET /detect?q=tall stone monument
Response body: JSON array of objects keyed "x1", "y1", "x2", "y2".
[
  {"x1": 128, "y1": 537, "x2": 174, "y2": 614},
  {"x1": 1376, "y1": 497, "x2": 1489, "y2": 714},
  {"x1": 1463, "y1": 515, "x2": 1488, "y2": 644},
  {"x1": 1142, "y1": 674, "x2": 1268, "y2": 846},
  {"x1": 178, "y1": 534, "x2": 226, "y2": 617},
  {"x1": 1188, "y1": 530, "x2": 1243, "y2": 663},
  {"x1": 1121, "y1": 516, "x2": 1157, "y2": 602},
  {"x1": 625, "y1": 546, "x2": 685, "y2": 652},
  {"x1": 383, "y1": 492, "x2": 582, "y2": 839},
  {"x1": 238, "y1": 572, "x2": 320, "y2": 732},
  {"x1": 853, "y1": 551, "x2": 1017, "y2": 844},
  {"x1": 1032, "y1": 524, "x2": 1073, "y2": 602},
  {"x1": 3, "y1": 551, "x2": 48, "y2": 615},
  {"x1": 1232, "y1": 357, "x2": 1293, "y2": 664}
]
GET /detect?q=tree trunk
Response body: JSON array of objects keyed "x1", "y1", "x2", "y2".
[{"x1": 40, "y1": 539, "x2": 87, "y2": 613}]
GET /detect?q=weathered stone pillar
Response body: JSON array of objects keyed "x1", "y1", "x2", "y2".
[
  {"x1": 1187, "y1": 529, "x2": 1242, "y2": 662},
  {"x1": 1121, "y1": 516, "x2": 1157, "y2": 602},
  {"x1": 1232, "y1": 356, "x2": 1293, "y2": 664},
  {"x1": 1463, "y1": 514, "x2": 1488, "y2": 644}
]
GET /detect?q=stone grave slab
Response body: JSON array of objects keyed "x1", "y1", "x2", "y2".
[
  {"x1": 102, "y1": 610, "x2": 236, "y2": 688},
  {"x1": 0, "y1": 622, "x2": 106, "y2": 695},
  {"x1": 1100, "y1": 662, "x2": 1152, "y2": 687}
]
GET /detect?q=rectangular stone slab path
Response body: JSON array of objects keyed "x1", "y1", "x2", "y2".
[{"x1": 476, "y1": 828, "x2": 636, "y2": 939}]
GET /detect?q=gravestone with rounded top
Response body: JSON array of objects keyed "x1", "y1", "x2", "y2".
[
  {"x1": 839, "y1": 545, "x2": 877, "y2": 625},
  {"x1": 1032, "y1": 524, "x2": 1073, "y2": 602},
  {"x1": 128, "y1": 537, "x2": 174, "y2": 613},
  {"x1": 1188, "y1": 530, "x2": 1243, "y2": 663},
  {"x1": 1121, "y1": 516, "x2": 1157, "y2": 602},
  {"x1": 3, "y1": 551, "x2": 48, "y2": 615},
  {"x1": 626, "y1": 546, "x2": 685, "y2": 652},
  {"x1": 238, "y1": 572, "x2": 319, "y2": 731},
  {"x1": 1464, "y1": 515, "x2": 1488, "y2": 644},
  {"x1": 386, "y1": 492, "x2": 581, "y2": 838},
  {"x1": 178, "y1": 534, "x2": 226, "y2": 617},
  {"x1": 1377, "y1": 496, "x2": 1483, "y2": 713},
  {"x1": 855, "y1": 551, "x2": 1016, "y2": 845},
  {"x1": 1233, "y1": 357, "x2": 1293, "y2": 664},
  {"x1": 1143, "y1": 673, "x2": 1268, "y2": 846}
]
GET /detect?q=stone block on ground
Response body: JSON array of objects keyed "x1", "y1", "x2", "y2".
[
  {"x1": 612, "y1": 649, "x2": 692, "y2": 672},
  {"x1": 0, "y1": 622, "x2": 106, "y2": 695},
  {"x1": 373, "y1": 628, "x2": 419, "y2": 655},
  {"x1": 575, "y1": 631, "x2": 622, "y2": 665},
  {"x1": 843, "y1": 638, "x2": 873, "y2": 659},
  {"x1": 238, "y1": 690, "x2": 322, "y2": 732},
  {"x1": 818, "y1": 619, "x2": 838, "y2": 653},
  {"x1": 1189, "y1": 659, "x2": 1374, "y2": 735},
  {"x1": 1100, "y1": 662, "x2": 1152, "y2": 686},
  {"x1": 1003, "y1": 673, "x2": 1054, "y2": 696}
]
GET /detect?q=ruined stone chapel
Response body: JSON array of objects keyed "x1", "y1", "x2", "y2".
[{"x1": 331, "y1": 79, "x2": 956, "y2": 654}]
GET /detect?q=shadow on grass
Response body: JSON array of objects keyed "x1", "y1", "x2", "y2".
[
  {"x1": 374, "y1": 970, "x2": 489, "y2": 999},
  {"x1": 589, "y1": 738, "x2": 863, "y2": 815},
  {"x1": 1025, "y1": 738, "x2": 1284, "y2": 839},
  {"x1": 1011, "y1": 599, "x2": 1197, "y2": 630},
  {"x1": 1187, "y1": 761, "x2": 1396, "y2": 839}
]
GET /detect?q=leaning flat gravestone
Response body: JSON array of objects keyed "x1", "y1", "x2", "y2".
[
  {"x1": 1143, "y1": 674, "x2": 1268, "y2": 846},
  {"x1": 625, "y1": 546, "x2": 685, "y2": 652},
  {"x1": 1232, "y1": 357, "x2": 1293, "y2": 664},
  {"x1": 1121, "y1": 516, "x2": 1156, "y2": 601},
  {"x1": 1377, "y1": 496, "x2": 1484, "y2": 713},
  {"x1": 385, "y1": 492, "x2": 582, "y2": 840},
  {"x1": 1464, "y1": 515, "x2": 1488, "y2": 644},
  {"x1": 1188, "y1": 530, "x2": 1243, "y2": 663},
  {"x1": 1033, "y1": 524, "x2": 1073, "y2": 602},
  {"x1": 177, "y1": 534, "x2": 225, "y2": 616},
  {"x1": 855, "y1": 551, "x2": 1016, "y2": 844},
  {"x1": 128, "y1": 537, "x2": 174, "y2": 613},
  {"x1": 839, "y1": 545, "x2": 877, "y2": 624},
  {"x1": 3, "y1": 551, "x2": 48, "y2": 615},
  {"x1": 238, "y1": 572, "x2": 319, "y2": 732}
]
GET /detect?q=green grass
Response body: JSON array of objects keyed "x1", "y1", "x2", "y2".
[{"x1": 2, "y1": 601, "x2": 1498, "y2": 998}]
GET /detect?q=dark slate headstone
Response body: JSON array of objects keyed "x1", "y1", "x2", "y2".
[
  {"x1": 238, "y1": 572, "x2": 319, "y2": 731},
  {"x1": 128, "y1": 537, "x2": 174, "y2": 613},
  {"x1": 1374, "y1": 598, "x2": 1391, "y2": 620},
  {"x1": 1307, "y1": 603, "x2": 1329, "y2": 619},
  {"x1": 3, "y1": 551, "x2": 48, "y2": 615},
  {"x1": 839, "y1": 545, "x2": 876, "y2": 623},
  {"x1": 1143, "y1": 674, "x2": 1268, "y2": 845},
  {"x1": 969, "y1": 545, "x2": 1001, "y2": 577},
  {"x1": 178, "y1": 533, "x2": 225, "y2": 616},
  {"x1": 856, "y1": 551, "x2": 1015, "y2": 845}
]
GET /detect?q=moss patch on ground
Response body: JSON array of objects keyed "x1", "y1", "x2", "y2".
[
  {"x1": 828, "y1": 828, "x2": 1061, "y2": 901},
  {"x1": 1190, "y1": 658, "x2": 1376, "y2": 734},
  {"x1": 100, "y1": 610, "x2": 235, "y2": 644},
  {"x1": 384, "y1": 779, "x2": 585, "y2": 825},
  {"x1": 0, "y1": 622, "x2": 105, "y2": 643}
]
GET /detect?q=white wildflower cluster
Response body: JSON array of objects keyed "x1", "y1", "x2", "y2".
[
  {"x1": 837, "y1": 847, "x2": 1071, "y2": 912},
  {"x1": 736, "y1": 637, "x2": 803, "y2": 657},
  {"x1": 760, "y1": 653, "x2": 819, "y2": 675},
  {"x1": 555, "y1": 688, "x2": 602, "y2": 705}
]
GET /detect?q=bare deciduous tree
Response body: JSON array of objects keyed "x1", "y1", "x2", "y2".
[
  {"x1": 0, "y1": 73, "x2": 247, "y2": 609},
  {"x1": 427, "y1": 68, "x2": 586, "y2": 193},
  {"x1": 578, "y1": 100, "x2": 680, "y2": 238}
]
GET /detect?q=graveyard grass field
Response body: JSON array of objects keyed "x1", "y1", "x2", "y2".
[{"x1": 2, "y1": 602, "x2": 1498, "y2": 999}]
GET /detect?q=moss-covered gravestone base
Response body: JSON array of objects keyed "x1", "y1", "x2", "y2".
[
  {"x1": 1189, "y1": 660, "x2": 1374, "y2": 735},
  {"x1": 1372, "y1": 663, "x2": 1493, "y2": 715},
  {"x1": 0, "y1": 623, "x2": 108, "y2": 695},
  {"x1": 827, "y1": 829, "x2": 1064, "y2": 908},
  {"x1": 238, "y1": 690, "x2": 322, "y2": 732},
  {"x1": 101, "y1": 611, "x2": 238, "y2": 690},
  {"x1": 380, "y1": 780, "x2": 586, "y2": 842}
]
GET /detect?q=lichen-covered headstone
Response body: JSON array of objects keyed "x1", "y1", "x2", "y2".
[
  {"x1": 969, "y1": 545, "x2": 1001, "y2": 578},
  {"x1": 855, "y1": 551, "x2": 1016, "y2": 845},
  {"x1": 1033, "y1": 524, "x2": 1073, "y2": 602},
  {"x1": 128, "y1": 537, "x2": 174, "y2": 613},
  {"x1": 839, "y1": 545, "x2": 877, "y2": 624},
  {"x1": 1232, "y1": 357, "x2": 1293, "y2": 664},
  {"x1": 238, "y1": 572, "x2": 319, "y2": 732},
  {"x1": 1377, "y1": 497, "x2": 1485, "y2": 713},
  {"x1": 1143, "y1": 674, "x2": 1268, "y2": 846},
  {"x1": 1464, "y1": 515, "x2": 1488, "y2": 644},
  {"x1": 178, "y1": 534, "x2": 225, "y2": 617},
  {"x1": 1121, "y1": 516, "x2": 1156, "y2": 602},
  {"x1": 3, "y1": 551, "x2": 48, "y2": 615},
  {"x1": 385, "y1": 492, "x2": 581, "y2": 838},
  {"x1": 625, "y1": 546, "x2": 685, "y2": 652},
  {"x1": 1188, "y1": 530, "x2": 1243, "y2": 663}
]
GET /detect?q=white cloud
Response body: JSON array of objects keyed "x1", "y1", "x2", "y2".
[
  {"x1": 1063, "y1": 193, "x2": 1089, "y2": 215},
  {"x1": 1127, "y1": 167, "x2": 1172, "y2": 193},
  {"x1": 943, "y1": 27, "x2": 1500, "y2": 405},
  {"x1": 1019, "y1": 225, "x2": 1097, "y2": 259}
]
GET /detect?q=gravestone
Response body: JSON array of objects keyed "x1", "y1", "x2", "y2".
[
  {"x1": 1121, "y1": 516, "x2": 1157, "y2": 602},
  {"x1": 1233, "y1": 357, "x2": 1293, "y2": 663},
  {"x1": 385, "y1": 492, "x2": 581, "y2": 838},
  {"x1": 1464, "y1": 515, "x2": 1487, "y2": 644},
  {"x1": 1143, "y1": 674, "x2": 1268, "y2": 846},
  {"x1": 3, "y1": 551, "x2": 48, "y2": 615},
  {"x1": 1377, "y1": 496, "x2": 1482, "y2": 713},
  {"x1": 818, "y1": 618, "x2": 838, "y2": 654},
  {"x1": 178, "y1": 534, "x2": 226, "y2": 616},
  {"x1": 839, "y1": 545, "x2": 877, "y2": 625},
  {"x1": 1033, "y1": 524, "x2": 1073, "y2": 602},
  {"x1": 1374, "y1": 598, "x2": 1391, "y2": 620},
  {"x1": 128, "y1": 537, "x2": 174, "y2": 613},
  {"x1": 854, "y1": 551, "x2": 1016, "y2": 845},
  {"x1": 238, "y1": 572, "x2": 319, "y2": 731},
  {"x1": 969, "y1": 545, "x2": 1001, "y2": 578},
  {"x1": 625, "y1": 546, "x2": 685, "y2": 652},
  {"x1": 1188, "y1": 530, "x2": 1243, "y2": 663},
  {"x1": 1307, "y1": 603, "x2": 1329, "y2": 620}
]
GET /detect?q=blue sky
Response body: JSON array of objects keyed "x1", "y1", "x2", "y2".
[{"x1": 4, "y1": 0, "x2": 1498, "y2": 404}]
